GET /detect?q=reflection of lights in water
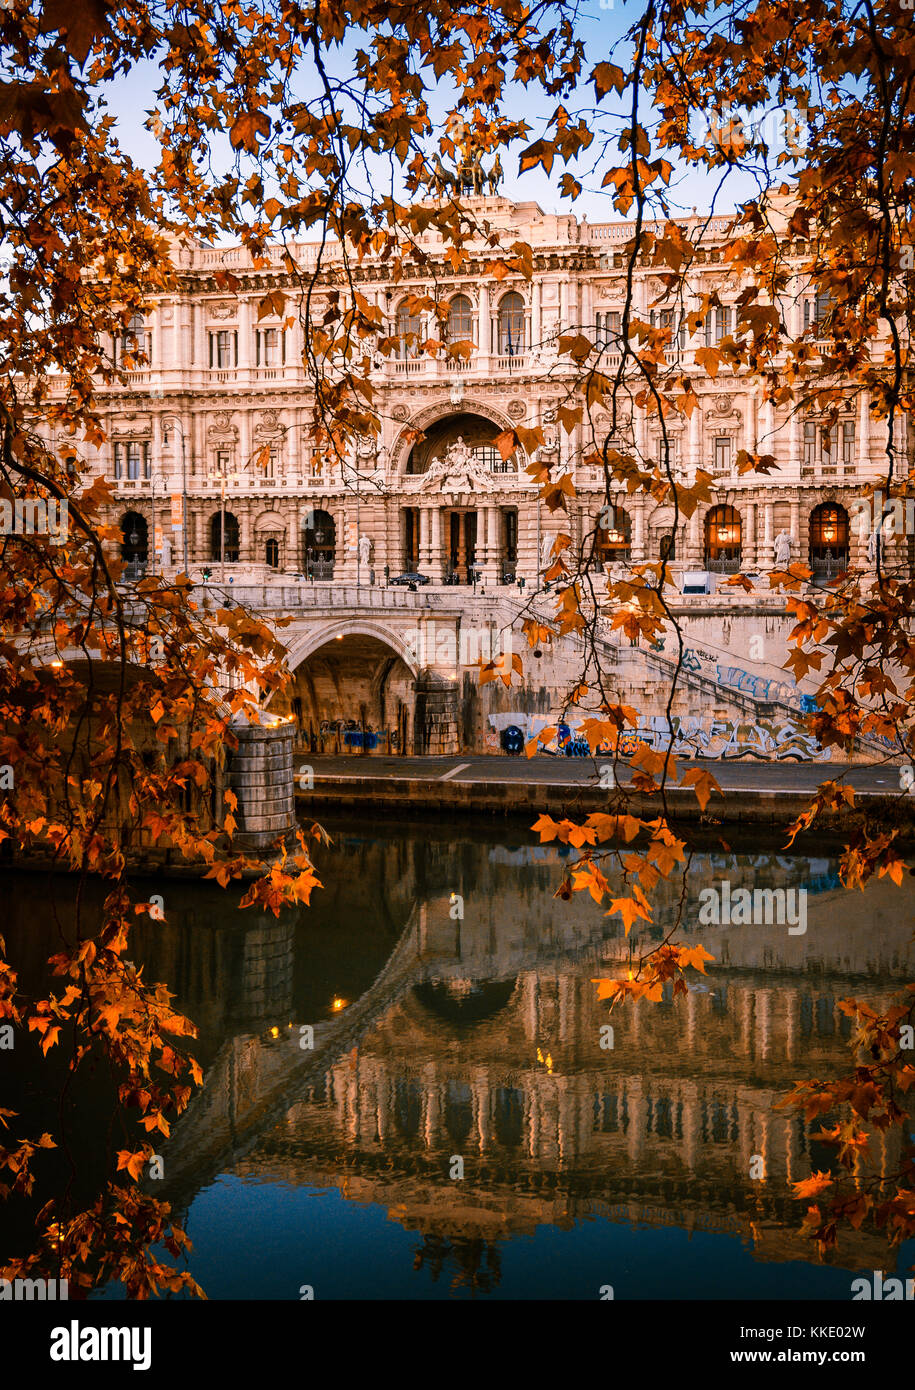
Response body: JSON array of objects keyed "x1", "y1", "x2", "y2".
[
  {"x1": 331, "y1": 996, "x2": 347, "y2": 1012},
  {"x1": 270, "y1": 1025, "x2": 279, "y2": 1038},
  {"x1": 535, "y1": 1046, "x2": 554, "y2": 1075}
]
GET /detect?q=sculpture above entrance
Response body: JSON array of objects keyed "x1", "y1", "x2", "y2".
[{"x1": 410, "y1": 435, "x2": 500, "y2": 496}]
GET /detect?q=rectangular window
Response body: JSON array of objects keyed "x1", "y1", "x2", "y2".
[
  {"x1": 842, "y1": 420, "x2": 855, "y2": 463},
  {"x1": 714, "y1": 436, "x2": 732, "y2": 472},
  {"x1": 209, "y1": 330, "x2": 238, "y2": 369},
  {"x1": 804, "y1": 292, "x2": 833, "y2": 331},
  {"x1": 126, "y1": 441, "x2": 148, "y2": 480},
  {"x1": 804, "y1": 420, "x2": 839, "y2": 467},
  {"x1": 113, "y1": 315, "x2": 149, "y2": 369},
  {"x1": 113, "y1": 442, "x2": 122, "y2": 480},
  {"x1": 704, "y1": 306, "x2": 732, "y2": 346},
  {"x1": 256, "y1": 328, "x2": 285, "y2": 367},
  {"x1": 803, "y1": 420, "x2": 817, "y2": 467},
  {"x1": 656, "y1": 436, "x2": 678, "y2": 470},
  {"x1": 595, "y1": 311, "x2": 622, "y2": 349}
]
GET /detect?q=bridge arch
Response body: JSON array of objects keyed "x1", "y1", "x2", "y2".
[
  {"x1": 274, "y1": 619, "x2": 428, "y2": 754},
  {"x1": 283, "y1": 619, "x2": 420, "y2": 679}
]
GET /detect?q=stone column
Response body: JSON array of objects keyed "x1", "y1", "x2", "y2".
[
  {"x1": 430, "y1": 505, "x2": 444, "y2": 581},
  {"x1": 858, "y1": 389, "x2": 870, "y2": 470},
  {"x1": 229, "y1": 711, "x2": 296, "y2": 855},
  {"x1": 478, "y1": 504, "x2": 499, "y2": 582},
  {"x1": 689, "y1": 403, "x2": 701, "y2": 474},
  {"x1": 788, "y1": 408, "x2": 801, "y2": 480},
  {"x1": 688, "y1": 508, "x2": 702, "y2": 568},
  {"x1": 744, "y1": 500, "x2": 756, "y2": 569},
  {"x1": 633, "y1": 499, "x2": 645, "y2": 560},
  {"x1": 419, "y1": 505, "x2": 431, "y2": 570},
  {"x1": 531, "y1": 279, "x2": 542, "y2": 352},
  {"x1": 288, "y1": 507, "x2": 300, "y2": 572},
  {"x1": 790, "y1": 497, "x2": 801, "y2": 558},
  {"x1": 238, "y1": 297, "x2": 252, "y2": 371},
  {"x1": 478, "y1": 283, "x2": 490, "y2": 362},
  {"x1": 763, "y1": 500, "x2": 773, "y2": 566}
]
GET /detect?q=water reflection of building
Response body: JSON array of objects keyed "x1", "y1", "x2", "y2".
[
  {"x1": 226, "y1": 958, "x2": 908, "y2": 1273},
  {"x1": 116, "y1": 831, "x2": 915, "y2": 1276}
]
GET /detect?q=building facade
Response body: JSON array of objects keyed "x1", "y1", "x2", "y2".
[{"x1": 82, "y1": 194, "x2": 904, "y2": 592}]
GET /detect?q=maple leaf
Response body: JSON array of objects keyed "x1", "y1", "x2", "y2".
[{"x1": 791, "y1": 1171, "x2": 835, "y2": 1200}]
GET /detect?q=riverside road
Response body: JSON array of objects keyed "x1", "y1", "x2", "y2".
[{"x1": 299, "y1": 754, "x2": 904, "y2": 797}]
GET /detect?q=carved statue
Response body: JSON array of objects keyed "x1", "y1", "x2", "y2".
[
  {"x1": 488, "y1": 154, "x2": 503, "y2": 195},
  {"x1": 358, "y1": 533, "x2": 373, "y2": 567},
  {"x1": 773, "y1": 529, "x2": 792, "y2": 567},
  {"x1": 445, "y1": 435, "x2": 472, "y2": 469},
  {"x1": 541, "y1": 533, "x2": 555, "y2": 571},
  {"x1": 430, "y1": 153, "x2": 454, "y2": 195},
  {"x1": 867, "y1": 528, "x2": 880, "y2": 566},
  {"x1": 160, "y1": 533, "x2": 172, "y2": 567}
]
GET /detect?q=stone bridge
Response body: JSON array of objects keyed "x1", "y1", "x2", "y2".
[{"x1": 200, "y1": 581, "x2": 874, "y2": 761}]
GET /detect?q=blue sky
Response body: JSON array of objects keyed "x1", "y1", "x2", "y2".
[{"x1": 98, "y1": 0, "x2": 785, "y2": 234}]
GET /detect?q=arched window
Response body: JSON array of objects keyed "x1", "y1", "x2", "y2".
[
  {"x1": 595, "y1": 506, "x2": 631, "y2": 565},
  {"x1": 210, "y1": 511, "x2": 239, "y2": 563},
  {"x1": 447, "y1": 294, "x2": 473, "y2": 344},
  {"x1": 120, "y1": 511, "x2": 148, "y2": 565},
  {"x1": 113, "y1": 313, "x2": 149, "y2": 368},
  {"x1": 265, "y1": 537, "x2": 280, "y2": 569},
  {"x1": 302, "y1": 509, "x2": 335, "y2": 579},
  {"x1": 395, "y1": 301, "x2": 422, "y2": 359},
  {"x1": 704, "y1": 505, "x2": 742, "y2": 572},
  {"x1": 497, "y1": 292, "x2": 525, "y2": 356},
  {"x1": 809, "y1": 503, "x2": 849, "y2": 578}
]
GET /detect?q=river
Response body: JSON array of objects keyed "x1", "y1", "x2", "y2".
[{"x1": 4, "y1": 814, "x2": 914, "y2": 1299}]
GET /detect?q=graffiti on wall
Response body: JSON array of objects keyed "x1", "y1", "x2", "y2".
[
  {"x1": 651, "y1": 637, "x2": 807, "y2": 708},
  {"x1": 486, "y1": 710, "x2": 833, "y2": 760}
]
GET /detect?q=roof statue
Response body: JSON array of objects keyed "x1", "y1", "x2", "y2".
[{"x1": 427, "y1": 123, "x2": 504, "y2": 198}]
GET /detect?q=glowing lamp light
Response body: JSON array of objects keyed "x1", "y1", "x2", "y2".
[
  {"x1": 270, "y1": 1026, "x2": 279, "y2": 1038},
  {"x1": 823, "y1": 524, "x2": 837, "y2": 543},
  {"x1": 50, "y1": 659, "x2": 63, "y2": 669},
  {"x1": 331, "y1": 996, "x2": 347, "y2": 1013}
]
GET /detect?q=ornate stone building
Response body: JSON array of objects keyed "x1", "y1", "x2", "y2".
[{"x1": 86, "y1": 193, "x2": 904, "y2": 592}]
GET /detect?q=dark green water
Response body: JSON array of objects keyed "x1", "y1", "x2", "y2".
[{"x1": 4, "y1": 816, "x2": 914, "y2": 1299}]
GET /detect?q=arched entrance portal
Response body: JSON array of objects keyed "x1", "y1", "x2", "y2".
[
  {"x1": 398, "y1": 409, "x2": 520, "y2": 584},
  {"x1": 278, "y1": 631, "x2": 419, "y2": 755}
]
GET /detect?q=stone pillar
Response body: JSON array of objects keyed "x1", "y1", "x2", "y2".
[
  {"x1": 689, "y1": 404, "x2": 701, "y2": 474},
  {"x1": 478, "y1": 284, "x2": 490, "y2": 360},
  {"x1": 430, "y1": 505, "x2": 444, "y2": 581},
  {"x1": 631, "y1": 499, "x2": 644, "y2": 560},
  {"x1": 477, "y1": 504, "x2": 498, "y2": 583},
  {"x1": 688, "y1": 508, "x2": 702, "y2": 568},
  {"x1": 238, "y1": 297, "x2": 252, "y2": 370},
  {"x1": 788, "y1": 408, "x2": 801, "y2": 479},
  {"x1": 858, "y1": 390, "x2": 870, "y2": 469},
  {"x1": 763, "y1": 501, "x2": 773, "y2": 566},
  {"x1": 531, "y1": 279, "x2": 542, "y2": 352},
  {"x1": 228, "y1": 711, "x2": 296, "y2": 855},
  {"x1": 745, "y1": 500, "x2": 756, "y2": 569},
  {"x1": 288, "y1": 506, "x2": 301, "y2": 572},
  {"x1": 790, "y1": 497, "x2": 801, "y2": 557},
  {"x1": 419, "y1": 506, "x2": 431, "y2": 570}
]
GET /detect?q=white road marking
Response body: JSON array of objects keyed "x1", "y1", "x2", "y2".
[{"x1": 438, "y1": 763, "x2": 471, "y2": 781}]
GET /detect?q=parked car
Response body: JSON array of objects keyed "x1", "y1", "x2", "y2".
[{"x1": 389, "y1": 571, "x2": 431, "y2": 587}]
